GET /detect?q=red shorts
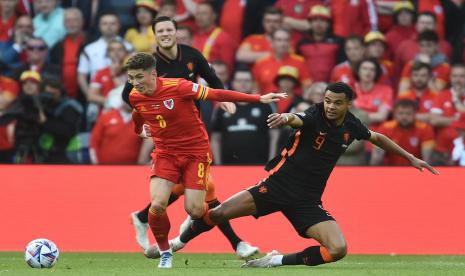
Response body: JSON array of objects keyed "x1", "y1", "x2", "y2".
[
  {"x1": 150, "y1": 151, "x2": 212, "y2": 190},
  {"x1": 171, "y1": 176, "x2": 217, "y2": 202}
]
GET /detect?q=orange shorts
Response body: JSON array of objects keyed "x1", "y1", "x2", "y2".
[{"x1": 150, "y1": 151, "x2": 212, "y2": 190}]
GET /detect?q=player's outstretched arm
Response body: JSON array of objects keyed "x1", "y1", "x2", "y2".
[
  {"x1": 369, "y1": 131, "x2": 439, "y2": 175},
  {"x1": 267, "y1": 113, "x2": 304, "y2": 129}
]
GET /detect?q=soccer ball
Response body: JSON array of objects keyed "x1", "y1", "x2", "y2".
[{"x1": 24, "y1": 238, "x2": 59, "y2": 268}]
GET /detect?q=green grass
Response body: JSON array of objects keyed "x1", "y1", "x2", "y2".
[{"x1": 1, "y1": 252, "x2": 465, "y2": 276}]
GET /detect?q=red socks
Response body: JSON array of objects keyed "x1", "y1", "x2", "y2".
[{"x1": 148, "y1": 207, "x2": 171, "y2": 251}]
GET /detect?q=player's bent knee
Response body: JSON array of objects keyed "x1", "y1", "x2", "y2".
[
  {"x1": 328, "y1": 242, "x2": 347, "y2": 261},
  {"x1": 150, "y1": 202, "x2": 167, "y2": 214},
  {"x1": 185, "y1": 205, "x2": 205, "y2": 219},
  {"x1": 209, "y1": 207, "x2": 228, "y2": 224}
]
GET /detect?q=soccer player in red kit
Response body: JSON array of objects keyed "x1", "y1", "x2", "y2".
[{"x1": 125, "y1": 52, "x2": 285, "y2": 269}]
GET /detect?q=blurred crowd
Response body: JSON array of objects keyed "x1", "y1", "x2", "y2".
[{"x1": 1, "y1": 0, "x2": 465, "y2": 166}]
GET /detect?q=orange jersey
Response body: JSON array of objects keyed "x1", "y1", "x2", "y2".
[
  {"x1": 240, "y1": 34, "x2": 272, "y2": 53},
  {"x1": 377, "y1": 120, "x2": 435, "y2": 166},
  {"x1": 130, "y1": 78, "x2": 260, "y2": 154},
  {"x1": 330, "y1": 61, "x2": 356, "y2": 88},
  {"x1": 397, "y1": 89, "x2": 438, "y2": 113},
  {"x1": 401, "y1": 60, "x2": 450, "y2": 90},
  {"x1": 252, "y1": 53, "x2": 311, "y2": 95}
]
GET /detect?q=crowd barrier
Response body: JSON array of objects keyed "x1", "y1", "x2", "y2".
[{"x1": 1, "y1": 165, "x2": 464, "y2": 254}]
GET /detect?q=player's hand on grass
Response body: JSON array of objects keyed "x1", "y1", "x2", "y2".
[
  {"x1": 139, "y1": 124, "x2": 152, "y2": 138},
  {"x1": 267, "y1": 113, "x2": 289, "y2": 129},
  {"x1": 410, "y1": 156, "x2": 439, "y2": 175},
  {"x1": 219, "y1": 102, "x2": 236, "y2": 114},
  {"x1": 260, "y1": 93, "x2": 287, "y2": 104}
]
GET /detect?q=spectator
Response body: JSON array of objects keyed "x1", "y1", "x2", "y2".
[
  {"x1": 50, "y1": 8, "x2": 88, "y2": 101},
  {"x1": 394, "y1": 12, "x2": 452, "y2": 81},
  {"x1": 252, "y1": 28, "x2": 312, "y2": 95},
  {"x1": 371, "y1": 99, "x2": 435, "y2": 166},
  {"x1": 211, "y1": 60, "x2": 230, "y2": 89},
  {"x1": 399, "y1": 30, "x2": 450, "y2": 94},
  {"x1": 364, "y1": 31, "x2": 394, "y2": 86},
  {"x1": 32, "y1": 0, "x2": 66, "y2": 48},
  {"x1": 330, "y1": 35, "x2": 365, "y2": 88},
  {"x1": 159, "y1": 0, "x2": 196, "y2": 30},
  {"x1": 297, "y1": 5, "x2": 344, "y2": 82},
  {"x1": 274, "y1": 65, "x2": 303, "y2": 113},
  {"x1": 0, "y1": 15, "x2": 33, "y2": 74},
  {"x1": 12, "y1": 37, "x2": 61, "y2": 81},
  {"x1": 236, "y1": 6, "x2": 283, "y2": 64},
  {"x1": 90, "y1": 85, "x2": 143, "y2": 164},
  {"x1": 385, "y1": 1, "x2": 416, "y2": 57},
  {"x1": 397, "y1": 62, "x2": 437, "y2": 123},
  {"x1": 175, "y1": 25, "x2": 193, "y2": 46},
  {"x1": 430, "y1": 64, "x2": 465, "y2": 164},
  {"x1": 210, "y1": 68, "x2": 278, "y2": 165},
  {"x1": 124, "y1": 0, "x2": 158, "y2": 53},
  {"x1": 0, "y1": 0, "x2": 18, "y2": 42},
  {"x1": 353, "y1": 58, "x2": 393, "y2": 125},
  {"x1": 0, "y1": 74, "x2": 19, "y2": 162},
  {"x1": 77, "y1": 13, "x2": 132, "y2": 99},
  {"x1": 192, "y1": 1, "x2": 236, "y2": 73},
  {"x1": 274, "y1": 0, "x2": 318, "y2": 43},
  {"x1": 296, "y1": 81, "x2": 326, "y2": 112},
  {"x1": 451, "y1": 113, "x2": 465, "y2": 166},
  {"x1": 331, "y1": 0, "x2": 378, "y2": 38},
  {"x1": 87, "y1": 39, "x2": 128, "y2": 106},
  {"x1": 417, "y1": 0, "x2": 445, "y2": 39},
  {"x1": 62, "y1": 0, "x2": 113, "y2": 39},
  {"x1": 37, "y1": 76, "x2": 83, "y2": 164},
  {"x1": 158, "y1": 0, "x2": 177, "y2": 18}
]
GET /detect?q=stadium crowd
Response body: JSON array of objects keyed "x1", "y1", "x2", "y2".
[{"x1": 1, "y1": 0, "x2": 465, "y2": 166}]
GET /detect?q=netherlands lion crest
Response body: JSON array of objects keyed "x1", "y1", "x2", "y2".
[{"x1": 163, "y1": 99, "x2": 174, "y2": 110}]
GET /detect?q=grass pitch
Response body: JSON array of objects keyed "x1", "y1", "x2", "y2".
[{"x1": 1, "y1": 252, "x2": 465, "y2": 276}]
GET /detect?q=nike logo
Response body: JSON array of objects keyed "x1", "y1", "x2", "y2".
[{"x1": 319, "y1": 131, "x2": 327, "y2": 135}]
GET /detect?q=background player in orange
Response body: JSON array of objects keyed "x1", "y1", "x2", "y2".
[{"x1": 125, "y1": 52, "x2": 285, "y2": 268}]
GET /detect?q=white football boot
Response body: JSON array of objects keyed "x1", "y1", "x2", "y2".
[
  {"x1": 241, "y1": 250, "x2": 281, "y2": 268},
  {"x1": 130, "y1": 212, "x2": 149, "y2": 250},
  {"x1": 236, "y1": 241, "x2": 259, "y2": 258}
]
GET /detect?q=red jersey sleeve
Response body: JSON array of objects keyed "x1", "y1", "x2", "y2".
[
  {"x1": 435, "y1": 63, "x2": 451, "y2": 83},
  {"x1": 177, "y1": 79, "x2": 261, "y2": 102},
  {"x1": 401, "y1": 61, "x2": 412, "y2": 81},
  {"x1": 132, "y1": 111, "x2": 144, "y2": 134}
]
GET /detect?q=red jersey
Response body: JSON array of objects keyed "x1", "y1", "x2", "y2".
[
  {"x1": 401, "y1": 60, "x2": 450, "y2": 91},
  {"x1": 239, "y1": 34, "x2": 272, "y2": 53},
  {"x1": 130, "y1": 78, "x2": 261, "y2": 154},
  {"x1": 331, "y1": 0, "x2": 377, "y2": 37},
  {"x1": 193, "y1": 26, "x2": 237, "y2": 72},
  {"x1": 377, "y1": 120, "x2": 435, "y2": 165},
  {"x1": 353, "y1": 83, "x2": 394, "y2": 113},
  {"x1": 385, "y1": 25, "x2": 416, "y2": 58},
  {"x1": 418, "y1": 0, "x2": 445, "y2": 39},
  {"x1": 397, "y1": 89, "x2": 438, "y2": 113},
  {"x1": 0, "y1": 15, "x2": 16, "y2": 41},
  {"x1": 62, "y1": 35, "x2": 84, "y2": 98},
  {"x1": 330, "y1": 61, "x2": 356, "y2": 88},
  {"x1": 219, "y1": 0, "x2": 245, "y2": 44},
  {"x1": 90, "y1": 67, "x2": 117, "y2": 98},
  {"x1": 379, "y1": 58, "x2": 394, "y2": 86},
  {"x1": 0, "y1": 76, "x2": 19, "y2": 150},
  {"x1": 252, "y1": 53, "x2": 312, "y2": 95},
  {"x1": 90, "y1": 109, "x2": 142, "y2": 164}
]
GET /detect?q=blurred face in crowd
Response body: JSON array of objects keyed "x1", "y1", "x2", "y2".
[
  {"x1": 451, "y1": 66, "x2": 465, "y2": 93},
  {"x1": 136, "y1": 7, "x2": 154, "y2": 27},
  {"x1": 22, "y1": 80, "x2": 40, "y2": 95},
  {"x1": 394, "y1": 105, "x2": 415, "y2": 128},
  {"x1": 366, "y1": 40, "x2": 385, "y2": 59},
  {"x1": 34, "y1": 0, "x2": 56, "y2": 15},
  {"x1": 416, "y1": 14, "x2": 435, "y2": 33},
  {"x1": 43, "y1": 84, "x2": 61, "y2": 101},
  {"x1": 263, "y1": 12, "x2": 282, "y2": 35},
  {"x1": 232, "y1": 71, "x2": 254, "y2": 93},
  {"x1": 212, "y1": 63, "x2": 229, "y2": 85},
  {"x1": 310, "y1": 18, "x2": 329, "y2": 36},
  {"x1": 345, "y1": 39, "x2": 365, "y2": 63},
  {"x1": 154, "y1": 20, "x2": 177, "y2": 49},
  {"x1": 397, "y1": 10, "x2": 414, "y2": 26},
  {"x1": 410, "y1": 67, "x2": 430, "y2": 90},
  {"x1": 195, "y1": 4, "x2": 216, "y2": 30},
  {"x1": 418, "y1": 40, "x2": 438, "y2": 57},
  {"x1": 108, "y1": 41, "x2": 127, "y2": 63},
  {"x1": 324, "y1": 90, "x2": 351, "y2": 122},
  {"x1": 99, "y1": 15, "x2": 120, "y2": 38},
  {"x1": 304, "y1": 82, "x2": 326, "y2": 104},
  {"x1": 128, "y1": 68, "x2": 157, "y2": 95},
  {"x1": 277, "y1": 77, "x2": 297, "y2": 94},
  {"x1": 0, "y1": 0, "x2": 18, "y2": 15},
  {"x1": 271, "y1": 29, "x2": 290, "y2": 56},
  {"x1": 64, "y1": 9, "x2": 84, "y2": 35},
  {"x1": 176, "y1": 28, "x2": 192, "y2": 46},
  {"x1": 158, "y1": 4, "x2": 176, "y2": 18},
  {"x1": 358, "y1": 60, "x2": 376, "y2": 83},
  {"x1": 26, "y1": 38, "x2": 48, "y2": 64},
  {"x1": 15, "y1": 15, "x2": 33, "y2": 40}
]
